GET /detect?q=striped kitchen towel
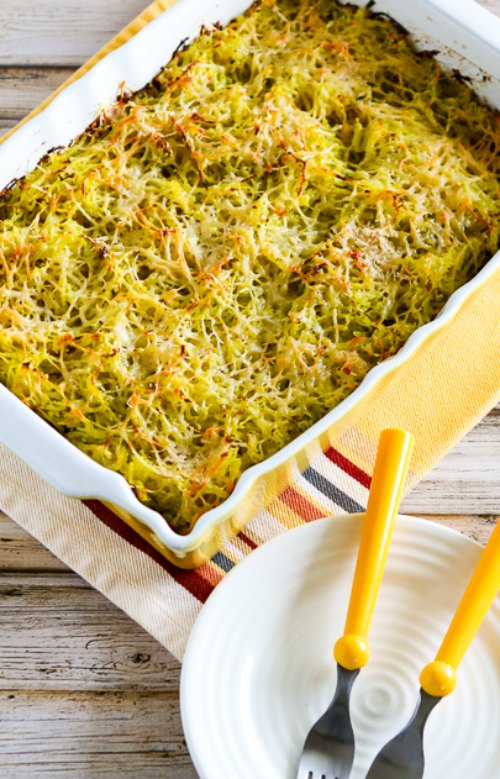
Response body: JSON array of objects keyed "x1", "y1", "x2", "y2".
[
  {"x1": 0, "y1": 438, "x2": 371, "y2": 659},
  {"x1": 0, "y1": 0, "x2": 499, "y2": 661}
]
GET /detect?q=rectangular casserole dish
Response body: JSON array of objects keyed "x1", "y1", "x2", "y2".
[{"x1": 0, "y1": 0, "x2": 499, "y2": 568}]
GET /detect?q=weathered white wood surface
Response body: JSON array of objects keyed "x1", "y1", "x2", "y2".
[
  {"x1": 0, "y1": 0, "x2": 150, "y2": 66},
  {"x1": 0, "y1": 0, "x2": 498, "y2": 776}
]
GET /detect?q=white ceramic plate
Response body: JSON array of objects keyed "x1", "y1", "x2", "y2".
[{"x1": 181, "y1": 514, "x2": 500, "y2": 779}]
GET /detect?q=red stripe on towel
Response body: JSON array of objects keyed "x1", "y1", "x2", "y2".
[
  {"x1": 325, "y1": 447, "x2": 371, "y2": 489},
  {"x1": 84, "y1": 500, "x2": 217, "y2": 602},
  {"x1": 238, "y1": 531, "x2": 258, "y2": 550}
]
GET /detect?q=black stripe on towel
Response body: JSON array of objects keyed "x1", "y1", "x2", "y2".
[{"x1": 302, "y1": 467, "x2": 365, "y2": 513}]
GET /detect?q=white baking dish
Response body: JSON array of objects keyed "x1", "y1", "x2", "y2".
[{"x1": 0, "y1": 0, "x2": 499, "y2": 566}]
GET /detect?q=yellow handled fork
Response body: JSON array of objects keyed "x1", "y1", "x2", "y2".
[
  {"x1": 295, "y1": 428, "x2": 414, "y2": 779},
  {"x1": 367, "y1": 514, "x2": 500, "y2": 779}
]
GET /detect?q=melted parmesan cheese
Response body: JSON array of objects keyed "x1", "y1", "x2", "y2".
[{"x1": 0, "y1": 0, "x2": 499, "y2": 530}]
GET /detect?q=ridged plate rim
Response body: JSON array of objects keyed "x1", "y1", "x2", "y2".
[{"x1": 180, "y1": 514, "x2": 500, "y2": 778}]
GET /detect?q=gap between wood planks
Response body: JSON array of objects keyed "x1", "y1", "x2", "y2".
[
  {"x1": 0, "y1": 511, "x2": 496, "y2": 695},
  {"x1": 0, "y1": 510, "x2": 497, "y2": 576},
  {"x1": 0, "y1": 690, "x2": 197, "y2": 778}
]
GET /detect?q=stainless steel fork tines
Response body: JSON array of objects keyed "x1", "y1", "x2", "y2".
[
  {"x1": 296, "y1": 665, "x2": 359, "y2": 779},
  {"x1": 295, "y1": 430, "x2": 414, "y2": 779},
  {"x1": 367, "y1": 513, "x2": 500, "y2": 779}
]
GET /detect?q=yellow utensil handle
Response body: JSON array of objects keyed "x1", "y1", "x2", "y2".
[
  {"x1": 334, "y1": 428, "x2": 414, "y2": 671},
  {"x1": 420, "y1": 516, "x2": 500, "y2": 697}
]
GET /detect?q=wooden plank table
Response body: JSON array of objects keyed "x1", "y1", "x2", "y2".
[{"x1": 0, "y1": 1, "x2": 499, "y2": 775}]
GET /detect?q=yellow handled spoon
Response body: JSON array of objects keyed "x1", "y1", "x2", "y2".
[
  {"x1": 295, "y1": 428, "x2": 414, "y2": 779},
  {"x1": 367, "y1": 514, "x2": 500, "y2": 779}
]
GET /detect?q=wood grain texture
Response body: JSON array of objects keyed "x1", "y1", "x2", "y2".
[
  {"x1": 0, "y1": 691, "x2": 197, "y2": 778},
  {"x1": 0, "y1": 512, "x2": 66, "y2": 571},
  {"x1": 0, "y1": 573, "x2": 180, "y2": 691},
  {"x1": 401, "y1": 406, "x2": 500, "y2": 514},
  {"x1": 0, "y1": 0, "x2": 499, "y2": 776},
  {"x1": 0, "y1": 67, "x2": 72, "y2": 120},
  {"x1": 0, "y1": 0, "x2": 152, "y2": 67}
]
